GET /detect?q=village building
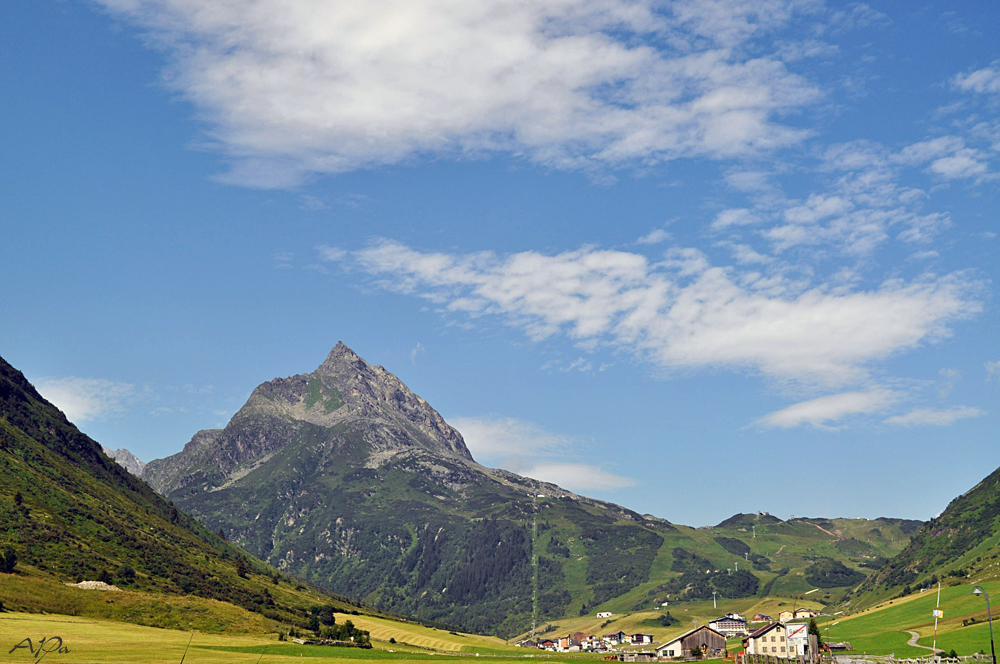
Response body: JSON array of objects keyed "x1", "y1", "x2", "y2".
[
  {"x1": 655, "y1": 626, "x2": 726, "y2": 659},
  {"x1": 603, "y1": 631, "x2": 628, "y2": 645},
  {"x1": 597, "y1": 612, "x2": 615, "y2": 618},
  {"x1": 778, "y1": 609, "x2": 818, "y2": 623},
  {"x1": 744, "y1": 623, "x2": 791, "y2": 656},
  {"x1": 709, "y1": 613, "x2": 748, "y2": 637},
  {"x1": 751, "y1": 613, "x2": 772, "y2": 623},
  {"x1": 629, "y1": 633, "x2": 654, "y2": 645}
]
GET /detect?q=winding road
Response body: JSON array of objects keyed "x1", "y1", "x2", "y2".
[{"x1": 905, "y1": 631, "x2": 937, "y2": 652}]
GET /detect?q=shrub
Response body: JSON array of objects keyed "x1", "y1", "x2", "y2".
[
  {"x1": 0, "y1": 547, "x2": 16, "y2": 574},
  {"x1": 116, "y1": 564, "x2": 136, "y2": 585}
]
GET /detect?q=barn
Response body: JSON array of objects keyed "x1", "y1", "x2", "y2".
[{"x1": 655, "y1": 625, "x2": 726, "y2": 659}]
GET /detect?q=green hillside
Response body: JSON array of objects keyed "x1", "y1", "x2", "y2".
[
  {"x1": 0, "y1": 354, "x2": 354, "y2": 631},
  {"x1": 848, "y1": 466, "x2": 1000, "y2": 611}
]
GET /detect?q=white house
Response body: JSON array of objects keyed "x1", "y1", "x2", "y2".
[
  {"x1": 597, "y1": 612, "x2": 615, "y2": 618},
  {"x1": 745, "y1": 623, "x2": 789, "y2": 656}
]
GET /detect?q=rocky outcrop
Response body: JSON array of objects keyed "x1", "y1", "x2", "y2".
[{"x1": 102, "y1": 446, "x2": 146, "y2": 477}]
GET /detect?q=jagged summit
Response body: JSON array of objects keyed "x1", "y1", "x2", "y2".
[{"x1": 320, "y1": 340, "x2": 362, "y2": 368}]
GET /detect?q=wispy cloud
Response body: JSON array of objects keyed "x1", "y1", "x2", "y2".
[
  {"x1": 451, "y1": 416, "x2": 633, "y2": 491},
  {"x1": 35, "y1": 377, "x2": 136, "y2": 424},
  {"x1": 452, "y1": 416, "x2": 570, "y2": 458},
  {"x1": 755, "y1": 389, "x2": 899, "y2": 429},
  {"x1": 322, "y1": 240, "x2": 982, "y2": 386},
  {"x1": 986, "y1": 360, "x2": 1000, "y2": 381},
  {"x1": 636, "y1": 228, "x2": 671, "y2": 245},
  {"x1": 507, "y1": 462, "x2": 636, "y2": 491},
  {"x1": 95, "y1": 0, "x2": 829, "y2": 187},
  {"x1": 884, "y1": 406, "x2": 986, "y2": 427},
  {"x1": 409, "y1": 342, "x2": 425, "y2": 365}
]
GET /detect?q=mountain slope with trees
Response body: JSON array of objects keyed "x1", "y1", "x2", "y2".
[{"x1": 0, "y1": 354, "x2": 349, "y2": 629}]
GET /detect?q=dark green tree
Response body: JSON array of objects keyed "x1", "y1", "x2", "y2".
[
  {"x1": 0, "y1": 547, "x2": 16, "y2": 574},
  {"x1": 809, "y1": 618, "x2": 822, "y2": 647},
  {"x1": 235, "y1": 557, "x2": 248, "y2": 578},
  {"x1": 116, "y1": 564, "x2": 136, "y2": 585}
]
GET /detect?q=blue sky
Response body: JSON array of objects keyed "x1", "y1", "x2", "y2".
[{"x1": 2, "y1": 0, "x2": 998, "y2": 526}]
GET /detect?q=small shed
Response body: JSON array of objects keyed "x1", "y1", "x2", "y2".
[{"x1": 656, "y1": 625, "x2": 726, "y2": 659}]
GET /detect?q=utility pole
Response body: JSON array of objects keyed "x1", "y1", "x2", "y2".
[
  {"x1": 713, "y1": 591, "x2": 717, "y2": 609},
  {"x1": 933, "y1": 581, "x2": 942, "y2": 652},
  {"x1": 531, "y1": 492, "x2": 538, "y2": 642}
]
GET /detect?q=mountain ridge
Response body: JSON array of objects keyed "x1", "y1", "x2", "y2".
[{"x1": 139, "y1": 342, "x2": 921, "y2": 636}]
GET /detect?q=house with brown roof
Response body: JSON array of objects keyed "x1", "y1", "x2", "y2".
[
  {"x1": 655, "y1": 626, "x2": 726, "y2": 659},
  {"x1": 744, "y1": 623, "x2": 790, "y2": 656}
]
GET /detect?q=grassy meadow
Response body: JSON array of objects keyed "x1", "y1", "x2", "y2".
[
  {"x1": 819, "y1": 579, "x2": 1000, "y2": 656},
  {"x1": 0, "y1": 611, "x2": 601, "y2": 664}
]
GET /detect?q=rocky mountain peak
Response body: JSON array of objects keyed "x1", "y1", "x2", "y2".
[
  {"x1": 320, "y1": 340, "x2": 362, "y2": 370},
  {"x1": 143, "y1": 342, "x2": 473, "y2": 495},
  {"x1": 308, "y1": 342, "x2": 472, "y2": 461}
]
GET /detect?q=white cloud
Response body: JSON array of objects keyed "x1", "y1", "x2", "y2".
[
  {"x1": 96, "y1": 0, "x2": 822, "y2": 187},
  {"x1": 986, "y1": 360, "x2": 1000, "y2": 381},
  {"x1": 636, "y1": 228, "x2": 671, "y2": 245},
  {"x1": 723, "y1": 243, "x2": 773, "y2": 264},
  {"x1": 452, "y1": 416, "x2": 571, "y2": 458},
  {"x1": 954, "y1": 64, "x2": 1000, "y2": 95},
  {"x1": 938, "y1": 368, "x2": 960, "y2": 398},
  {"x1": 452, "y1": 416, "x2": 633, "y2": 491},
  {"x1": 409, "y1": 342, "x2": 425, "y2": 364},
  {"x1": 884, "y1": 406, "x2": 986, "y2": 427},
  {"x1": 316, "y1": 245, "x2": 347, "y2": 262},
  {"x1": 895, "y1": 136, "x2": 991, "y2": 181},
  {"x1": 756, "y1": 389, "x2": 898, "y2": 429},
  {"x1": 511, "y1": 462, "x2": 637, "y2": 491},
  {"x1": 333, "y1": 240, "x2": 981, "y2": 386},
  {"x1": 712, "y1": 207, "x2": 761, "y2": 229},
  {"x1": 35, "y1": 377, "x2": 136, "y2": 424}
]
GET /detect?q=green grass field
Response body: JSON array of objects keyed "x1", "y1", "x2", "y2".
[
  {"x1": 820, "y1": 579, "x2": 1000, "y2": 656},
  {"x1": 0, "y1": 612, "x2": 604, "y2": 664}
]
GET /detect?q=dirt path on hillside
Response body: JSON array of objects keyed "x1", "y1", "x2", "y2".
[
  {"x1": 810, "y1": 522, "x2": 840, "y2": 538},
  {"x1": 905, "y1": 631, "x2": 937, "y2": 652}
]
